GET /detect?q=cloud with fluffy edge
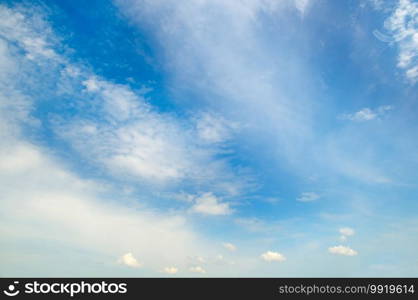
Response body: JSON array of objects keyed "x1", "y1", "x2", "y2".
[
  {"x1": 223, "y1": 242, "x2": 237, "y2": 252},
  {"x1": 328, "y1": 246, "x2": 358, "y2": 256},
  {"x1": 189, "y1": 193, "x2": 232, "y2": 215},
  {"x1": 118, "y1": 253, "x2": 142, "y2": 268},
  {"x1": 260, "y1": 251, "x2": 286, "y2": 262}
]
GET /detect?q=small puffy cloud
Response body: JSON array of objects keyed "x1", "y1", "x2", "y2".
[
  {"x1": 223, "y1": 242, "x2": 236, "y2": 252},
  {"x1": 260, "y1": 251, "x2": 286, "y2": 262},
  {"x1": 340, "y1": 106, "x2": 393, "y2": 122},
  {"x1": 118, "y1": 253, "x2": 142, "y2": 268},
  {"x1": 339, "y1": 227, "x2": 355, "y2": 237},
  {"x1": 328, "y1": 245, "x2": 358, "y2": 256},
  {"x1": 162, "y1": 267, "x2": 178, "y2": 274},
  {"x1": 343, "y1": 108, "x2": 376, "y2": 121},
  {"x1": 297, "y1": 192, "x2": 320, "y2": 202},
  {"x1": 189, "y1": 266, "x2": 206, "y2": 274},
  {"x1": 190, "y1": 193, "x2": 232, "y2": 215}
]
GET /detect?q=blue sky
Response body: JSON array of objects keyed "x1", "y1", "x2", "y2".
[{"x1": 0, "y1": 0, "x2": 417, "y2": 277}]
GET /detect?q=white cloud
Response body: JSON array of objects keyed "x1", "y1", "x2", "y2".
[
  {"x1": 0, "y1": 5, "x2": 60, "y2": 62},
  {"x1": 297, "y1": 192, "x2": 320, "y2": 202},
  {"x1": 0, "y1": 138, "x2": 212, "y2": 271},
  {"x1": 339, "y1": 106, "x2": 393, "y2": 122},
  {"x1": 342, "y1": 108, "x2": 376, "y2": 121},
  {"x1": 54, "y1": 74, "x2": 247, "y2": 194},
  {"x1": 112, "y1": 0, "x2": 404, "y2": 200},
  {"x1": 115, "y1": 0, "x2": 316, "y2": 173},
  {"x1": 260, "y1": 251, "x2": 286, "y2": 262},
  {"x1": 0, "y1": 4, "x2": 246, "y2": 195},
  {"x1": 189, "y1": 193, "x2": 232, "y2": 215},
  {"x1": 339, "y1": 227, "x2": 355, "y2": 237},
  {"x1": 381, "y1": 0, "x2": 418, "y2": 83},
  {"x1": 118, "y1": 253, "x2": 142, "y2": 268},
  {"x1": 82, "y1": 77, "x2": 100, "y2": 92},
  {"x1": 0, "y1": 4, "x2": 227, "y2": 274},
  {"x1": 195, "y1": 112, "x2": 236, "y2": 144},
  {"x1": 81, "y1": 76, "x2": 146, "y2": 122},
  {"x1": 66, "y1": 78, "x2": 192, "y2": 182},
  {"x1": 3, "y1": 131, "x2": 232, "y2": 273},
  {"x1": 162, "y1": 267, "x2": 178, "y2": 274},
  {"x1": 406, "y1": 65, "x2": 418, "y2": 80},
  {"x1": 223, "y1": 242, "x2": 237, "y2": 252},
  {"x1": 5, "y1": 0, "x2": 416, "y2": 278},
  {"x1": 328, "y1": 245, "x2": 358, "y2": 256},
  {"x1": 294, "y1": 0, "x2": 312, "y2": 16},
  {"x1": 189, "y1": 266, "x2": 206, "y2": 274}
]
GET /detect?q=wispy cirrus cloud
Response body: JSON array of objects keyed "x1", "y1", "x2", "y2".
[
  {"x1": 297, "y1": 192, "x2": 320, "y2": 202},
  {"x1": 115, "y1": 0, "x2": 317, "y2": 168},
  {"x1": 339, "y1": 106, "x2": 393, "y2": 122},
  {"x1": 373, "y1": 0, "x2": 418, "y2": 83},
  {"x1": 387, "y1": 0, "x2": 418, "y2": 83},
  {"x1": 194, "y1": 112, "x2": 238, "y2": 144}
]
